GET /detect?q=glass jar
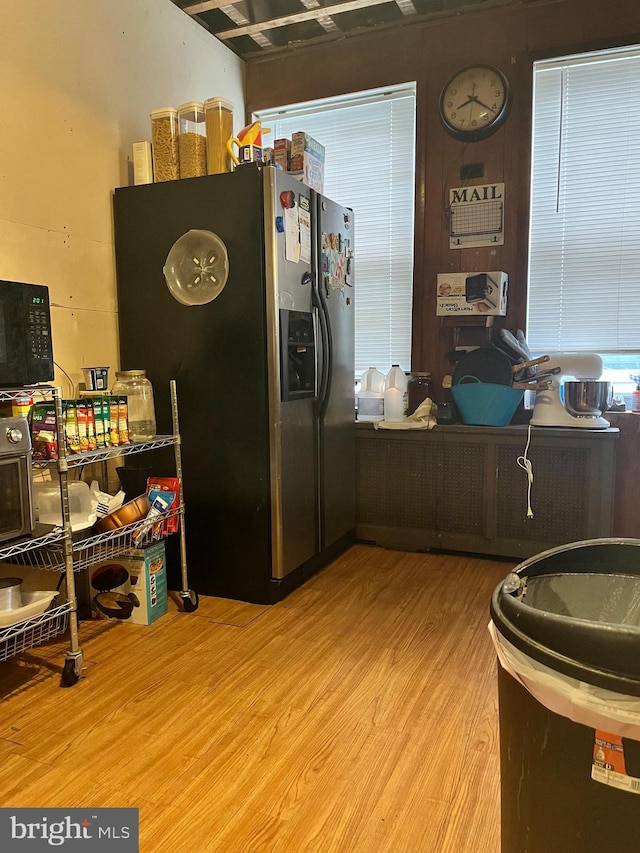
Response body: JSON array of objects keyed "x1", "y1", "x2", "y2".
[
  {"x1": 177, "y1": 101, "x2": 207, "y2": 178},
  {"x1": 204, "y1": 97, "x2": 234, "y2": 174},
  {"x1": 150, "y1": 107, "x2": 180, "y2": 182},
  {"x1": 112, "y1": 370, "x2": 156, "y2": 441},
  {"x1": 407, "y1": 372, "x2": 434, "y2": 416}
]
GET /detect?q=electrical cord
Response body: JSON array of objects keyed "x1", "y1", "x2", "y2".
[
  {"x1": 54, "y1": 360, "x2": 76, "y2": 398},
  {"x1": 517, "y1": 421, "x2": 535, "y2": 518}
]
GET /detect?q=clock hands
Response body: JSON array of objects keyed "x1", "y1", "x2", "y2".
[
  {"x1": 474, "y1": 97, "x2": 497, "y2": 113},
  {"x1": 455, "y1": 95, "x2": 497, "y2": 114},
  {"x1": 455, "y1": 81, "x2": 476, "y2": 111}
]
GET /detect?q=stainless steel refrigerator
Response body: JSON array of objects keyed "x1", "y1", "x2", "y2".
[{"x1": 113, "y1": 166, "x2": 355, "y2": 603}]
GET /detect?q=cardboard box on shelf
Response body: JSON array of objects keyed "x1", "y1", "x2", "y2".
[
  {"x1": 436, "y1": 271, "x2": 508, "y2": 316},
  {"x1": 290, "y1": 132, "x2": 325, "y2": 192},
  {"x1": 132, "y1": 141, "x2": 153, "y2": 185},
  {"x1": 274, "y1": 138, "x2": 291, "y2": 171},
  {"x1": 89, "y1": 540, "x2": 167, "y2": 625}
]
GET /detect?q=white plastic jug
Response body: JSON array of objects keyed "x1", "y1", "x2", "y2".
[
  {"x1": 384, "y1": 365, "x2": 408, "y2": 421},
  {"x1": 357, "y1": 367, "x2": 385, "y2": 421}
]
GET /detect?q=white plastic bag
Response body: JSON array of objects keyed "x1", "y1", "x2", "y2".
[{"x1": 489, "y1": 620, "x2": 640, "y2": 740}]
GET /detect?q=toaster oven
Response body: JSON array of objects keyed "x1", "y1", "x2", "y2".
[{"x1": 0, "y1": 417, "x2": 34, "y2": 544}]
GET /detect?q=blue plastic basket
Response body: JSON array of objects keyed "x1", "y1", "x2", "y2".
[{"x1": 450, "y1": 379, "x2": 524, "y2": 426}]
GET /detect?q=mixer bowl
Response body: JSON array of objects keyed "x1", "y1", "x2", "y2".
[{"x1": 564, "y1": 380, "x2": 612, "y2": 417}]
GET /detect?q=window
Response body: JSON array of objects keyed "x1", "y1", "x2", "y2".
[
  {"x1": 528, "y1": 46, "x2": 640, "y2": 402},
  {"x1": 255, "y1": 84, "x2": 416, "y2": 377}
]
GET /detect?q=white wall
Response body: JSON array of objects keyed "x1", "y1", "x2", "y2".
[{"x1": 0, "y1": 0, "x2": 245, "y2": 393}]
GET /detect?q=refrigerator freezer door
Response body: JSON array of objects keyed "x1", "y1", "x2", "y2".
[
  {"x1": 265, "y1": 169, "x2": 318, "y2": 579},
  {"x1": 315, "y1": 194, "x2": 356, "y2": 549}
]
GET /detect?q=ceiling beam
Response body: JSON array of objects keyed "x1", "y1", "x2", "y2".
[
  {"x1": 214, "y1": 0, "x2": 393, "y2": 39},
  {"x1": 182, "y1": 0, "x2": 237, "y2": 12},
  {"x1": 395, "y1": 0, "x2": 417, "y2": 14}
]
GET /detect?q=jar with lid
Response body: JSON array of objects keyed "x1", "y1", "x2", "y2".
[
  {"x1": 204, "y1": 97, "x2": 234, "y2": 174},
  {"x1": 112, "y1": 370, "x2": 156, "y2": 441},
  {"x1": 150, "y1": 107, "x2": 180, "y2": 182},
  {"x1": 177, "y1": 101, "x2": 207, "y2": 179},
  {"x1": 407, "y1": 372, "x2": 434, "y2": 416}
]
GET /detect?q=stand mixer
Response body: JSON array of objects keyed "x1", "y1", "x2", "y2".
[{"x1": 530, "y1": 353, "x2": 612, "y2": 428}]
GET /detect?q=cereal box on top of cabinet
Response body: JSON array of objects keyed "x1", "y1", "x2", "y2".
[
  {"x1": 89, "y1": 540, "x2": 167, "y2": 625},
  {"x1": 274, "y1": 138, "x2": 291, "y2": 171},
  {"x1": 290, "y1": 132, "x2": 325, "y2": 192}
]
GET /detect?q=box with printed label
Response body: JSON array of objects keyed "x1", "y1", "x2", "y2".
[
  {"x1": 436, "y1": 271, "x2": 508, "y2": 316},
  {"x1": 289, "y1": 132, "x2": 325, "y2": 192},
  {"x1": 89, "y1": 541, "x2": 167, "y2": 625},
  {"x1": 274, "y1": 138, "x2": 291, "y2": 171}
]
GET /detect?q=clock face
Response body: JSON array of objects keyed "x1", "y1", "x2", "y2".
[{"x1": 440, "y1": 65, "x2": 511, "y2": 141}]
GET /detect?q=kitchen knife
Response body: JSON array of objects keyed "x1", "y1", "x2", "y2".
[{"x1": 511, "y1": 355, "x2": 550, "y2": 374}]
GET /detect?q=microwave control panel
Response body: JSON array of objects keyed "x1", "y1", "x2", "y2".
[{"x1": 27, "y1": 300, "x2": 52, "y2": 362}]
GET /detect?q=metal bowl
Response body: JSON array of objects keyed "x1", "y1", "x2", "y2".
[
  {"x1": 0, "y1": 577, "x2": 23, "y2": 611},
  {"x1": 93, "y1": 494, "x2": 150, "y2": 533},
  {"x1": 564, "y1": 380, "x2": 612, "y2": 418}
]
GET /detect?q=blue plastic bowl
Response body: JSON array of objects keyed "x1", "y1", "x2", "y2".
[{"x1": 450, "y1": 381, "x2": 524, "y2": 426}]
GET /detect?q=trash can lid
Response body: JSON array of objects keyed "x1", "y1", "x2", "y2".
[{"x1": 490, "y1": 539, "x2": 640, "y2": 696}]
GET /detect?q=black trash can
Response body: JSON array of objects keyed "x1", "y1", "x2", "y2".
[{"x1": 490, "y1": 539, "x2": 640, "y2": 853}]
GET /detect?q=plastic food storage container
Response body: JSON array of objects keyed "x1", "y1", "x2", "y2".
[
  {"x1": 204, "y1": 97, "x2": 234, "y2": 174},
  {"x1": 177, "y1": 101, "x2": 207, "y2": 178},
  {"x1": 34, "y1": 480, "x2": 96, "y2": 531},
  {"x1": 150, "y1": 107, "x2": 180, "y2": 182}
]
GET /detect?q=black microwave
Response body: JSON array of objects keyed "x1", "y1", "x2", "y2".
[{"x1": 0, "y1": 281, "x2": 54, "y2": 386}]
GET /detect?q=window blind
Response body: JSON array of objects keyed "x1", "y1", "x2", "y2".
[
  {"x1": 528, "y1": 47, "x2": 640, "y2": 354},
  {"x1": 255, "y1": 84, "x2": 416, "y2": 375}
]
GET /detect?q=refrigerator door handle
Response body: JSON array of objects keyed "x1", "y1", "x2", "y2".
[{"x1": 312, "y1": 278, "x2": 332, "y2": 416}]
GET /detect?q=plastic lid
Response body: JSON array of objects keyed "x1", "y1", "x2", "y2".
[
  {"x1": 163, "y1": 229, "x2": 229, "y2": 306},
  {"x1": 203, "y1": 96, "x2": 234, "y2": 112},
  {"x1": 177, "y1": 101, "x2": 205, "y2": 121},
  {"x1": 150, "y1": 107, "x2": 177, "y2": 119}
]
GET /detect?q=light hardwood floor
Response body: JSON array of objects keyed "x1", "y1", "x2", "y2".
[{"x1": 0, "y1": 545, "x2": 513, "y2": 852}]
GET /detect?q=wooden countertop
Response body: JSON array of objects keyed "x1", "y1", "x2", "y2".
[{"x1": 356, "y1": 421, "x2": 620, "y2": 439}]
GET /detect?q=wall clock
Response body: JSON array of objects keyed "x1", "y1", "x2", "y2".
[{"x1": 439, "y1": 65, "x2": 512, "y2": 142}]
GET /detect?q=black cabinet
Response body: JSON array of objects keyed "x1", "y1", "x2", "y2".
[{"x1": 356, "y1": 423, "x2": 618, "y2": 559}]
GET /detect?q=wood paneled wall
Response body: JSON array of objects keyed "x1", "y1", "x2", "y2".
[{"x1": 245, "y1": 0, "x2": 640, "y2": 384}]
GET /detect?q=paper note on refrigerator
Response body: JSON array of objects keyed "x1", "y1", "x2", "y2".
[
  {"x1": 285, "y1": 207, "x2": 300, "y2": 262},
  {"x1": 298, "y1": 204, "x2": 311, "y2": 264}
]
